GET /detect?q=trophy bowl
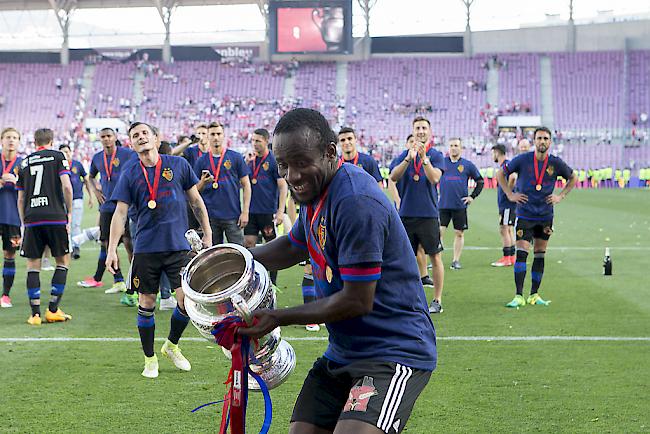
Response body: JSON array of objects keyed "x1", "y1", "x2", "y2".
[{"x1": 181, "y1": 241, "x2": 296, "y2": 390}]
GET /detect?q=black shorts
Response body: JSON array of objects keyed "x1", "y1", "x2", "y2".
[
  {"x1": 291, "y1": 358, "x2": 431, "y2": 433},
  {"x1": 499, "y1": 208, "x2": 516, "y2": 226},
  {"x1": 99, "y1": 211, "x2": 131, "y2": 243},
  {"x1": 515, "y1": 218, "x2": 554, "y2": 242},
  {"x1": 400, "y1": 217, "x2": 443, "y2": 255},
  {"x1": 0, "y1": 224, "x2": 21, "y2": 253},
  {"x1": 244, "y1": 213, "x2": 276, "y2": 240},
  {"x1": 20, "y1": 225, "x2": 70, "y2": 259},
  {"x1": 130, "y1": 251, "x2": 189, "y2": 294},
  {"x1": 439, "y1": 208, "x2": 468, "y2": 231}
]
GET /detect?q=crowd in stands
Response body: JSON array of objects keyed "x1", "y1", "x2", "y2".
[{"x1": 0, "y1": 52, "x2": 649, "y2": 178}]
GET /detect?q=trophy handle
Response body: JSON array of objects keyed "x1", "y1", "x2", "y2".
[
  {"x1": 231, "y1": 293, "x2": 253, "y2": 326},
  {"x1": 311, "y1": 8, "x2": 323, "y2": 32}
]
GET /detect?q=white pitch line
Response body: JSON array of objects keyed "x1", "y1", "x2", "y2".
[
  {"x1": 77, "y1": 244, "x2": 650, "y2": 252},
  {"x1": 1, "y1": 336, "x2": 649, "y2": 343},
  {"x1": 462, "y1": 246, "x2": 650, "y2": 251}
]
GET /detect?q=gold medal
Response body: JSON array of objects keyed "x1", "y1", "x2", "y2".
[
  {"x1": 413, "y1": 174, "x2": 420, "y2": 182},
  {"x1": 147, "y1": 200, "x2": 157, "y2": 209},
  {"x1": 535, "y1": 184, "x2": 542, "y2": 191},
  {"x1": 213, "y1": 182, "x2": 219, "y2": 189},
  {"x1": 252, "y1": 178, "x2": 258, "y2": 185},
  {"x1": 326, "y1": 266, "x2": 333, "y2": 283}
]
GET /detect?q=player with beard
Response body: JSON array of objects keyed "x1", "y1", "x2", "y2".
[
  {"x1": 390, "y1": 117, "x2": 446, "y2": 313},
  {"x1": 388, "y1": 134, "x2": 432, "y2": 291},
  {"x1": 107, "y1": 122, "x2": 212, "y2": 378},
  {"x1": 239, "y1": 109, "x2": 436, "y2": 434},
  {"x1": 497, "y1": 127, "x2": 577, "y2": 308},
  {"x1": 0, "y1": 128, "x2": 23, "y2": 308},
  {"x1": 16, "y1": 128, "x2": 73, "y2": 325},
  {"x1": 79, "y1": 128, "x2": 135, "y2": 291}
]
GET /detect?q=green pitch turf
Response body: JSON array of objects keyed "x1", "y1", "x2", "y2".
[{"x1": 1, "y1": 189, "x2": 648, "y2": 433}]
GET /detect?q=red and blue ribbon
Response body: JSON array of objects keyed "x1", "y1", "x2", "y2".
[{"x1": 191, "y1": 315, "x2": 271, "y2": 434}]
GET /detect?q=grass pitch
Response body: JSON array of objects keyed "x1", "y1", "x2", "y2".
[{"x1": 1, "y1": 189, "x2": 649, "y2": 433}]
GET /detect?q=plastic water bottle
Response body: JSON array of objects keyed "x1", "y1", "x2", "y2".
[
  {"x1": 603, "y1": 247, "x2": 612, "y2": 276},
  {"x1": 185, "y1": 229, "x2": 203, "y2": 253}
]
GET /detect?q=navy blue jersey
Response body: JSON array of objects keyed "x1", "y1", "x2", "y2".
[
  {"x1": 438, "y1": 157, "x2": 482, "y2": 210},
  {"x1": 504, "y1": 152, "x2": 573, "y2": 220},
  {"x1": 194, "y1": 149, "x2": 250, "y2": 220},
  {"x1": 389, "y1": 148, "x2": 446, "y2": 218},
  {"x1": 497, "y1": 159, "x2": 516, "y2": 212},
  {"x1": 16, "y1": 150, "x2": 70, "y2": 226},
  {"x1": 288, "y1": 164, "x2": 437, "y2": 371},
  {"x1": 0, "y1": 155, "x2": 22, "y2": 226},
  {"x1": 69, "y1": 160, "x2": 87, "y2": 200},
  {"x1": 89, "y1": 147, "x2": 136, "y2": 214},
  {"x1": 110, "y1": 155, "x2": 198, "y2": 254},
  {"x1": 341, "y1": 152, "x2": 383, "y2": 183},
  {"x1": 249, "y1": 151, "x2": 281, "y2": 214},
  {"x1": 183, "y1": 145, "x2": 207, "y2": 169}
]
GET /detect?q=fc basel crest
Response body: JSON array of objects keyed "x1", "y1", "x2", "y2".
[
  {"x1": 546, "y1": 165, "x2": 555, "y2": 176},
  {"x1": 72, "y1": 166, "x2": 78, "y2": 174},
  {"x1": 318, "y1": 216, "x2": 326, "y2": 250},
  {"x1": 457, "y1": 164, "x2": 464, "y2": 173},
  {"x1": 162, "y1": 167, "x2": 173, "y2": 181},
  {"x1": 343, "y1": 376, "x2": 378, "y2": 412},
  {"x1": 224, "y1": 160, "x2": 232, "y2": 170},
  {"x1": 262, "y1": 161, "x2": 270, "y2": 171},
  {"x1": 113, "y1": 158, "x2": 120, "y2": 167}
]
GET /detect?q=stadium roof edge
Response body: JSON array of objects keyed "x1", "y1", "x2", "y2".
[{"x1": 0, "y1": 0, "x2": 257, "y2": 11}]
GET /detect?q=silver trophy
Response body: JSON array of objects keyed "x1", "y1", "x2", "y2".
[{"x1": 181, "y1": 230, "x2": 296, "y2": 390}]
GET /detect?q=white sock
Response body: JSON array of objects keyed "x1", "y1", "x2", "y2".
[{"x1": 72, "y1": 226, "x2": 100, "y2": 248}]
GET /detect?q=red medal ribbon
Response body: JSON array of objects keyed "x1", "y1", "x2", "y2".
[
  {"x1": 339, "y1": 152, "x2": 359, "y2": 167},
  {"x1": 533, "y1": 153, "x2": 549, "y2": 190},
  {"x1": 412, "y1": 143, "x2": 433, "y2": 177},
  {"x1": 139, "y1": 157, "x2": 162, "y2": 204},
  {"x1": 413, "y1": 155, "x2": 424, "y2": 178},
  {"x1": 103, "y1": 147, "x2": 117, "y2": 181},
  {"x1": 250, "y1": 151, "x2": 269, "y2": 183},
  {"x1": 1, "y1": 154, "x2": 17, "y2": 175},
  {"x1": 209, "y1": 147, "x2": 227, "y2": 183},
  {"x1": 306, "y1": 188, "x2": 330, "y2": 277}
]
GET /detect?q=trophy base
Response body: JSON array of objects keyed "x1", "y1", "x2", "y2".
[{"x1": 221, "y1": 338, "x2": 296, "y2": 391}]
